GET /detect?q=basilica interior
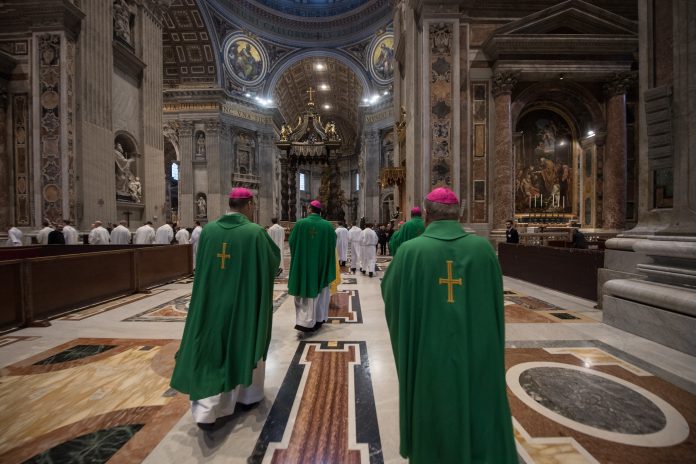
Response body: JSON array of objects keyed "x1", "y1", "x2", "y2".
[{"x1": 0, "y1": 0, "x2": 695, "y2": 462}]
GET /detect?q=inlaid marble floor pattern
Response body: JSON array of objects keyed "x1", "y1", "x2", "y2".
[{"x1": 0, "y1": 271, "x2": 695, "y2": 463}]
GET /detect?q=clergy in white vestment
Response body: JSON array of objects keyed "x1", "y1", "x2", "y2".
[
  {"x1": 88, "y1": 221, "x2": 110, "y2": 244},
  {"x1": 155, "y1": 222, "x2": 174, "y2": 244},
  {"x1": 110, "y1": 220, "x2": 131, "y2": 244},
  {"x1": 267, "y1": 217, "x2": 285, "y2": 274},
  {"x1": 36, "y1": 220, "x2": 54, "y2": 245},
  {"x1": 190, "y1": 221, "x2": 203, "y2": 268},
  {"x1": 360, "y1": 223, "x2": 379, "y2": 277},
  {"x1": 6, "y1": 227, "x2": 23, "y2": 246},
  {"x1": 347, "y1": 224, "x2": 363, "y2": 273},
  {"x1": 61, "y1": 220, "x2": 79, "y2": 244},
  {"x1": 335, "y1": 222, "x2": 349, "y2": 267},
  {"x1": 175, "y1": 225, "x2": 190, "y2": 244},
  {"x1": 133, "y1": 221, "x2": 156, "y2": 244}
]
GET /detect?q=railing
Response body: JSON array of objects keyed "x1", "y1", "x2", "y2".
[{"x1": 0, "y1": 245, "x2": 192, "y2": 331}]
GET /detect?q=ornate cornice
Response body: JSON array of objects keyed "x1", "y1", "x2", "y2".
[{"x1": 492, "y1": 71, "x2": 518, "y2": 96}]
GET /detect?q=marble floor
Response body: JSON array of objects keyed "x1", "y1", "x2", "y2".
[{"x1": 1, "y1": 253, "x2": 695, "y2": 463}]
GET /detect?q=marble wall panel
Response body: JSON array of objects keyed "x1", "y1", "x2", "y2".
[
  {"x1": 429, "y1": 22, "x2": 454, "y2": 188},
  {"x1": 37, "y1": 33, "x2": 63, "y2": 223},
  {"x1": 13, "y1": 94, "x2": 30, "y2": 225},
  {"x1": 471, "y1": 81, "x2": 489, "y2": 223}
]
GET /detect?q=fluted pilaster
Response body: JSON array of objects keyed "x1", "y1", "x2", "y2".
[
  {"x1": 178, "y1": 121, "x2": 194, "y2": 226},
  {"x1": 204, "y1": 119, "x2": 222, "y2": 220}
]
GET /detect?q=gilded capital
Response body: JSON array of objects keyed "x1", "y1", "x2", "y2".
[
  {"x1": 605, "y1": 72, "x2": 635, "y2": 97},
  {"x1": 492, "y1": 72, "x2": 518, "y2": 97}
]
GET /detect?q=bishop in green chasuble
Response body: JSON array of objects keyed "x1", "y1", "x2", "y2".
[
  {"x1": 288, "y1": 200, "x2": 337, "y2": 331},
  {"x1": 171, "y1": 188, "x2": 280, "y2": 426},
  {"x1": 389, "y1": 207, "x2": 425, "y2": 256},
  {"x1": 381, "y1": 187, "x2": 517, "y2": 463}
]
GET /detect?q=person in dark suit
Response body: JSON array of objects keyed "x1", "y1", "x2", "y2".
[{"x1": 505, "y1": 220, "x2": 519, "y2": 244}]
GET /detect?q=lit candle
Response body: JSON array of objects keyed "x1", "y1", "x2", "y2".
[
  {"x1": 562, "y1": 196, "x2": 565, "y2": 208},
  {"x1": 540, "y1": 194, "x2": 543, "y2": 206}
]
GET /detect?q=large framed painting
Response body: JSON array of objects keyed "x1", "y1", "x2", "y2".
[
  {"x1": 223, "y1": 33, "x2": 268, "y2": 87},
  {"x1": 369, "y1": 33, "x2": 394, "y2": 84},
  {"x1": 515, "y1": 109, "x2": 573, "y2": 214}
]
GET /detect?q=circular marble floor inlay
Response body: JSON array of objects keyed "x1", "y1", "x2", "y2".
[
  {"x1": 507, "y1": 362, "x2": 690, "y2": 447},
  {"x1": 519, "y1": 366, "x2": 666, "y2": 434}
]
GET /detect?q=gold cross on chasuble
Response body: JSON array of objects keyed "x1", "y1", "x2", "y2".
[
  {"x1": 438, "y1": 260, "x2": 462, "y2": 303},
  {"x1": 308, "y1": 227, "x2": 318, "y2": 238},
  {"x1": 217, "y1": 242, "x2": 231, "y2": 269}
]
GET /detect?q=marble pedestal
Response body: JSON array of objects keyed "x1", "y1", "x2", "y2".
[{"x1": 602, "y1": 236, "x2": 696, "y2": 356}]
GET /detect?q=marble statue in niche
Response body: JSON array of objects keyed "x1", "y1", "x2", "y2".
[
  {"x1": 129, "y1": 176, "x2": 142, "y2": 203},
  {"x1": 115, "y1": 142, "x2": 134, "y2": 194},
  {"x1": 115, "y1": 141, "x2": 140, "y2": 202},
  {"x1": 196, "y1": 193, "x2": 207, "y2": 218},
  {"x1": 113, "y1": 0, "x2": 132, "y2": 45},
  {"x1": 195, "y1": 132, "x2": 206, "y2": 160}
]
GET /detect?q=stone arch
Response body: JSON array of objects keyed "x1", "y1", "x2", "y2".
[
  {"x1": 264, "y1": 49, "x2": 372, "y2": 99},
  {"x1": 511, "y1": 81, "x2": 605, "y2": 136}
]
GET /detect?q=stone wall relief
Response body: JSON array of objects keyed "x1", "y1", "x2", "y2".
[
  {"x1": 114, "y1": 134, "x2": 141, "y2": 203},
  {"x1": 113, "y1": 0, "x2": 134, "y2": 47}
]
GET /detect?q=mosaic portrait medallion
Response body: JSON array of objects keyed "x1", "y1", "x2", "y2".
[
  {"x1": 223, "y1": 33, "x2": 268, "y2": 87},
  {"x1": 369, "y1": 33, "x2": 394, "y2": 84}
]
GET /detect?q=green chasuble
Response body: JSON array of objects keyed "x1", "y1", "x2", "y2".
[
  {"x1": 389, "y1": 216, "x2": 425, "y2": 256},
  {"x1": 170, "y1": 213, "x2": 280, "y2": 401},
  {"x1": 381, "y1": 220, "x2": 516, "y2": 464},
  {"x1": 288, "y1": 213, "x2": 337, "y2": 298}
]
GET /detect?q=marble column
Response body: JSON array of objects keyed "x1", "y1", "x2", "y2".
[
  {"x1": 280, "y1": 156, "x2": 289, "y2": 221},
  {"x1": 491, "y1": 72, "x2": 517, "y2": 231},
  {"x1": 603, "y1": 73, "x2": 632, "y2": 230},
  {"x1": 0, "y1": 83, "x2": 9, "y2": 230},
  {"x1": 289, "y1": 160, "x2": 297, "y2": 222},
  {"x1": 178, "y1": 121, "x2": 193, "y2": 226},
  {"x1": 205, "y1": 120, "x2": 222, "y2": 220}
]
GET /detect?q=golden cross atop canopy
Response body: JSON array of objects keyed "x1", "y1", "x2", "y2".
[
  {"x1": 438, "y1": 260, "x2": 462, "y2": 303},
  {"x1": 217, "y1": 242, "x2": 231, "y2": 270},
  {"x1": 306, "y1": 86, "x2": 315, "y2": 103}
]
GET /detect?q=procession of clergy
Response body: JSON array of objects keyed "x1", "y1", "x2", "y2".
[{"x1": 170, "y1": 186, "x2": 516, "y2": 463}]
